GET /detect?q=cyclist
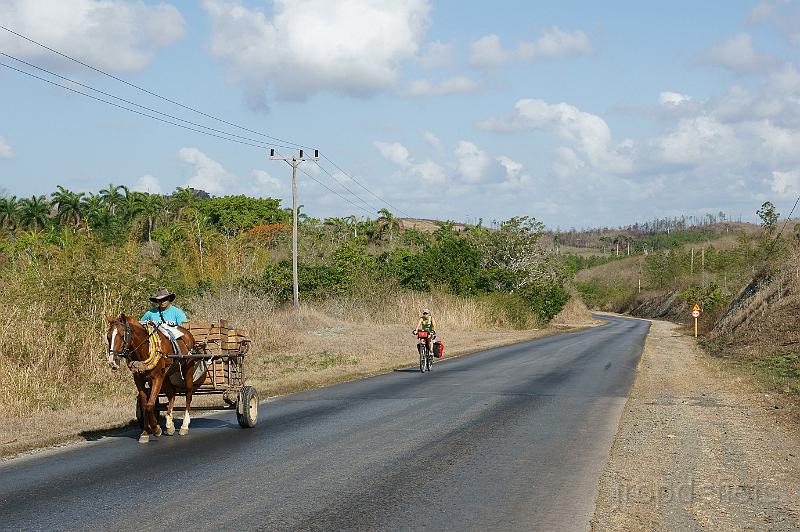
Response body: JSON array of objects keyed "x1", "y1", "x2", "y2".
[{"x1": 413, "y1": 308, "x2": 436, "y2": 354}]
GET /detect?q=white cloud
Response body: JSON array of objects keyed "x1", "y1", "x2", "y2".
[
  {"x1": 747, "y1": 1, "x2": 800, "y2": 45},
  {"x1": 0, "y1": 0, "x2": 185, "y2": 73},
  {"x1": 771, "y1": 170, "x2": 800, "y2": 196},
  {"x1": 423, "y1": 131, "x2": 443, "y2": 152},
  {"x1": 373, "y1": 140, "x2": 446, "y2": 185},
  {"x1": 202, "y1": 0, "x2": 431, "y2": 105},
  {"x1": 454, "y1": 141, "x2": 492, "y2": 183},
  {"x1": 419, "y1": 40, "x2": 456, "y2": 69},
  {"x1": 251, "y1": 169, "x2": 287, "y2": 198},
  {"x1": 178, "y1": 147, "x2": 234, "y2": 195},
  {"x1": 373, "y1": 141, "x2": 411, "y2": 167},
  {"x1": 0, "y1": 137, "x2": 14, "y2": 159},
  {"x1": 747, "y1": 1, "x2": 774, "y2": 24},
  {"x1": 412, "y1": 160, "x2": 447, "y2": 185},
  {"x1": 470, "y1": 27, "x2": 591, "y2": 68},
  {"x1": 659, "y1": 91, "x2": 692, "y2": 106},
  {"x1": 518, "y1": 26, "x2": 592, "y2": 60},
  {"x1": 649, "y1": 115, "x2": 742, "y2": 166},
  {"x1": 480, "y1": 98, "x2": 631, "y2": 172},
  {"x1": 469, "y1": 34, "x2": 511, "y2": 67},
  {"x1": 496, "y1": 155, "x2": 522, "y2": 179},
  {"x1": 404, "y1": 76, "x2": 480, "y2": 97},
  {"x1": 133, "y1": 174, "x2": 161, "y2": 194},
  {"x1": 699, "y1": 33, "x2": 777, "y2": 74}
]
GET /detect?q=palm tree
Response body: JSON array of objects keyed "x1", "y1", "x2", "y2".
[
  {"x1": 0, "y1": 196, "x2": 19, "y2": 230},
  {"x1": 121, "y1": 190, "x2": 146, "y2": 221},
  {"x1": 346, "y1": 215, "x2": 359, "y2": 238},
  {"x1": 18, "y1": 195, "x2": 51, "y2": 230},
  {"x1": 377, "y1": 208, "x2": 401, "y2": 243},
  {"x1": 81, "y1": 193, "x2": 107, "y2": 232},
  {"x1": 140, "y1": 193, "x2": 165, "y2": 251},
  {"x1": 99, "y1": 182, "x2": 127, "y2": 215},
  {"x1": 171, "y1": 187, "x2": 196, "y2": 221},
  {"x1": 51, "y1": 185, "x2": 85, "y2": 227}
]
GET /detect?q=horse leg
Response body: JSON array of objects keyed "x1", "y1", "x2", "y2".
[
  {"x1": 146, "y1": 373, "x2": 165, "y2": 438},
  {"x1": 163, "y1": 379, "x2": 177, "y2": 436},
  {"x1": 180, "y1": 362, "x2": 194, "y2": 436},
  {"x1": 134, "y1": 375, "x2": 151, "y2": 444}
]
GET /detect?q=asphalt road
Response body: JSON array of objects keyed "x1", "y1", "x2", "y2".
[{"x1": 0, "y1": 315, "x2": 649, "y2": 531}]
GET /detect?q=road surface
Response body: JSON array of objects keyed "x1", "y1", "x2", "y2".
[{"x1": 0, "y1": 315, "x2": 649, "y2": 531}]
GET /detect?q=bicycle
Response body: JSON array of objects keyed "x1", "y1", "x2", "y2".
[{"x1": 414, "y1": 330, "x2": 435, "y2": 373}]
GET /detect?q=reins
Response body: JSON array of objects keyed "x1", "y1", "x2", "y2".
[{"x1": 109, "y1": 320, "x2": 156, "y2": 359}]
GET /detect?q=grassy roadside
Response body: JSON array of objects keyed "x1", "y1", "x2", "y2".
[{"x1": 0, "y1": 290, "x2": 598, "y2": 458}]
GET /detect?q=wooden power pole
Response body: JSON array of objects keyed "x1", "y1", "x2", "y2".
[{"x1": 270, "y1": 148, "x2": 320, "y2": 310}]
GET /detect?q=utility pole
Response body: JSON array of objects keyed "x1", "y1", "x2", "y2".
[{"x1": 269, "y1": 148, "x2": 320, "y2": 310}]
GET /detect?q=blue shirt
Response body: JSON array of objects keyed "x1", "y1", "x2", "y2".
[{"x1": 140, "y1": 306, "x2": 188, "y2": 326}]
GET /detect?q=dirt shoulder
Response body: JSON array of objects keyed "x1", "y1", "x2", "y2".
[
  {"x1": 592, "y1": 318, "x2": 800, "y2": 530},
  {"x1": 0, "y1": 323, "x2": 595, "y2": 460}
]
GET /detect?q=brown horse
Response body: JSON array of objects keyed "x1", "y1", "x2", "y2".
[{"x1": 105, "y1": 314, "x2": 197, "y2": 443}]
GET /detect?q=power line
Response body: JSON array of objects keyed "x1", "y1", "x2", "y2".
[
  {"x1": 0, "y1": 61, "x2": 274, "y2": 150},
  {"x1": 0, "y1": 24, "x2": 305, "y2": 151},
  {"x1": 1, "y1": 24, "x2": 407, "y2": 219},
  {"x1": 0, "y1": 51, "x2": 297, "y2": 150},
  {"x1": 2, "y1": 60, "x2": 378, "y2": 216},
  {"x1": 774, "y1": 193, "x2": 800, "y2": 243},
  {"x1": 320, "y1": 155, "x2": 411, "y2": 217},
  {"x1": 309, "y1": 159, "x2": 382, "y2": 214},
  {"x1": 271, "y1": 151, "x2": 376, "y2": 217}
]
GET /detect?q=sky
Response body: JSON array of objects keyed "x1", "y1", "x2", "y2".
[{"x1": 1, "y1": 0, "x2": 800, "y2": 229}]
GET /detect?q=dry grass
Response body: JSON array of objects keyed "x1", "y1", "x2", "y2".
[
  {"x1": 550, "y1": 286, "x2": 602, "y2": 327},
  {"x1": 0, "y1": 287, "x2": 573, "y2": 457}
]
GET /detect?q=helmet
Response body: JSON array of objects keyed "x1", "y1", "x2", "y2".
[{"x1": 421, "y1": 308, "x2": 430, "y2": 315}]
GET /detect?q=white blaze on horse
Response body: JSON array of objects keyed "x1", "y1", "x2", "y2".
[{"x1": 105, "y1": 314, "x2": 199, "y2": 443}]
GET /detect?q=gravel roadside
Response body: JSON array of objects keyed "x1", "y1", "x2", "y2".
[{"x1": 592, "y1": 318, "x2": 800, "y2": 530}]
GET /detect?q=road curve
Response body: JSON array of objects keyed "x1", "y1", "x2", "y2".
[{"x1": 0, "y1": 315, "x2": 649, "y2": 531}]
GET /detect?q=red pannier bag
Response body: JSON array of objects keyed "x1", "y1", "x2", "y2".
[{"x1": 433, "y1": 340, "x2": 444, "y2": 358}]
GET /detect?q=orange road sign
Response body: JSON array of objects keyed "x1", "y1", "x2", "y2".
[{"x1": 692, "y1": 304, "x2": 701, "y2": 313}]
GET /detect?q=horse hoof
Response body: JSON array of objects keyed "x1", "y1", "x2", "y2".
[
  {"x1": 166, "y1": 428, "x2": 175, "y2": 436},
  {"x1": 179, "y1": 428, "x2": 189, "y2": 436},
  {"x1": 153, "y1": 426, "x2": 162, "y2": 437},
  {"x1": 138, "y1": 434, "x2": 150, "y2": 444}
]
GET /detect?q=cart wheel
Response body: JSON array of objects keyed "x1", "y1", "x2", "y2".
[{"x1": 236, "y1": 386, "x2": 259, "y2": 428}]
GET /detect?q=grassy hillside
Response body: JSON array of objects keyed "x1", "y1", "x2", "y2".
[{"x1": 574, "y1": 201, "x2": 800, "y2": 402}]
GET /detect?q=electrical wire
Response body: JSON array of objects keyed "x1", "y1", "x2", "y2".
[
  {"x1": 270, "y1": 149, "x2": 377, "y2": 216},
  {"x1": 0, "y1": 51, "x2": 298, "y2": 150},
  {"x1": 320, "y1": 155, "x2": 412, "y2": 217},
  {"x1": 0, "y1": 61, "x2": 272, "y2": 150},
  {"x1": 0, "y1": 24, "x2": 305, "y2": 150},
  {"x1": 0, "y1": 24, "x2": 408, "y2": 218}
]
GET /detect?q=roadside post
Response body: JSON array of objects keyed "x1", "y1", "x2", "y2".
[{"x1": 691, "y1": 304, "x2": 701, "y2": 337}]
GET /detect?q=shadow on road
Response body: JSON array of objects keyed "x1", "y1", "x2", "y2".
[{"x1": 79, "y1": 416, "x2": 238, "y2": 442}]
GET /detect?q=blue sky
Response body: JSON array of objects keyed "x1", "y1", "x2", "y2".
[{"x1": 1, "y1": 0, "x2": 800, "y2": 229}]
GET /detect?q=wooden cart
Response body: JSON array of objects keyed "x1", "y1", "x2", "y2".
[{"x1": 135, "y1": 320, "x2": 259, "y2": 429}]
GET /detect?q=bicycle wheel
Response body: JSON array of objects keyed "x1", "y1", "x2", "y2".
[
  {"x1": 426, "y1": 353, "x2": 433, "y2": 371},
  {"x1": 419, "y1": 346, "x2": 427, "y2": 373}
]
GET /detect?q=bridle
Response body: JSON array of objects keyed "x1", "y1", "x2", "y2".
[{"x1": 108, "y1": 320, "x2": 155, "y2": 360}]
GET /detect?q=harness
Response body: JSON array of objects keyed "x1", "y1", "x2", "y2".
[{"x1": 109, "y1": 321, "x2": 163, "y2": 374}]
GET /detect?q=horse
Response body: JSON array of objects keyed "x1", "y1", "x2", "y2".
[{"x1": 105, "y1": 314, "x2": 197, "y2": 443}]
